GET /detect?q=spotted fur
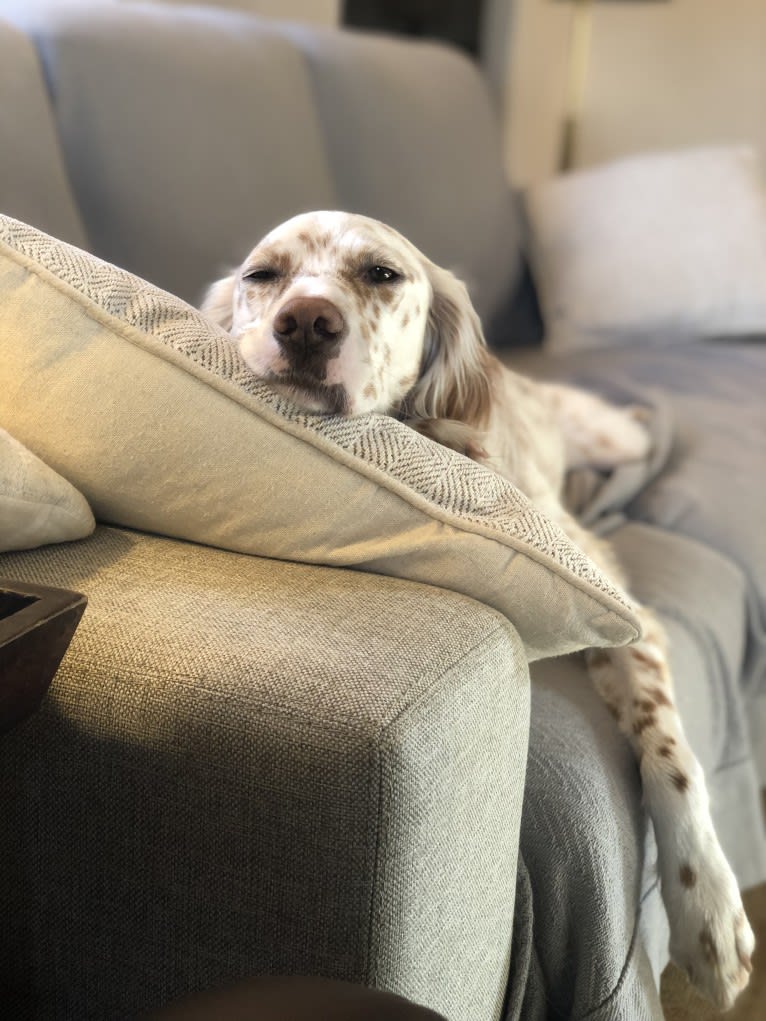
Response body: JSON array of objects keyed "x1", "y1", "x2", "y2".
[{"x1": 202, "y1": 211, "x2": 754, "y2": 1009}]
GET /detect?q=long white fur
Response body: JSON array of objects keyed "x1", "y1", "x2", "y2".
[{"x1": 202, "y1": 210, "x2": 754, "y2": 1008}]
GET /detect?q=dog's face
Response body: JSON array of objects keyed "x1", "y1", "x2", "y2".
[{"x1": 202, "y1": 211, "x2": 436, "y2": 416}]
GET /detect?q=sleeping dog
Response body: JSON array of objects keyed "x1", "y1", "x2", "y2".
[{"x1": 202, "y1": 210, "x2": 754, "y2": 1009}]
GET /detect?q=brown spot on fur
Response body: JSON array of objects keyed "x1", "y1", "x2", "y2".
[
  {"x1": 659, "y1": 740, "x2": 676, "y2": 758},
  {"x1": 679, "y1": 864, "x2": 697, "y2": 888},
  {"x1": 340, "y1": 251, "x2": 405, "y2": 308},
  {"x1": 401, "y1": 311, "x2": 410, "y2": 329},
  {"x1": 671, "y1": 770, "x2": 690, "y2": 793},
  {"x1": 630, "y1": 648, "x2": 663, "y2": 673},
  {"x1": 596, "y1": 432, "x2": 616, "y2": 449},
  {"x1": 340, "y1": 252, "x2": 375, "y2": 303},
  {"x1": 296, "y1": 231, "x2": 318, "y2": 254},
  {"x1": 648, "y1": 685, "x2": 672, "y2": 707},
  {"x1": 464, "y1": 440, "x2": 489, "y2": 461},
  {"x1": 363, "y1": 382, "x2": 377, "y2": 400},
  {"x1": 296, "y1": 230, "x2": 332, "y2": 254},
  {"x1": 588, "y1": 649, "x2": 611, "y2": 669},
  {"x1": 634, "y1": 697, "x2": 657, "y2": 713},
  {"x1": 243, "y1": 246, "x2": 294, "y2": 281},
  {"x1": 699, "y1": 927, "x2": 719, "y2": 965},
  {"x1": 375, "y1": 284, "x2": 397, "y2": 307},
  {"x1": 633, "y1": 713, "x2": 657, "y2": 735},
  {"x1": 398, "y1": 372, "x2": 416, "y2": 392}
]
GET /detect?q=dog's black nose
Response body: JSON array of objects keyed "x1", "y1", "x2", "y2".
[{"x1": 273, "y1": 297, "x2": 346, "y2": 349}]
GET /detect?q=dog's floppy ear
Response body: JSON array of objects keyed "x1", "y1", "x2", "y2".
[
  {"x1": 200, "y1": 273, "x2": 236, "y2": 332},
  {"x1": 407, "y1": 261, "x2": 492, "y2": 428}
]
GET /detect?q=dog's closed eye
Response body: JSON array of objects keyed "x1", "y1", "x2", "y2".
[{"x1": 243, "y1": 268, "x2": 281, "y2": 283}]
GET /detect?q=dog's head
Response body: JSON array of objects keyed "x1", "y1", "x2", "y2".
[{"x1": 201, "y1": 210, "x2": 490, "y2": 424}]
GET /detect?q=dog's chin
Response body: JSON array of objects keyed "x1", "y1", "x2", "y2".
[{"x1": 266, "y1": 371, "x2": 351, "y2": 416}]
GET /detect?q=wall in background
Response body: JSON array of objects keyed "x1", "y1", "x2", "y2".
[
  {"x1": 483, "y1": 0, "x2": 571, "y2": 187},
  {"x1": 497, "y1": 0, "x2": 766, "y2": 187},
  {"x1": 579, "y1": 0, "x2": 766, "y2": 169},
  {"x1": 128, "y1": 0, "x2": 341, "y2": 23},
  {"x1": 117, "y1": 1, "x2": 765, "y2": 188}
]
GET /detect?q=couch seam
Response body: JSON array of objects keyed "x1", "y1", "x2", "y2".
[{"x1": 365, "y1": 619, "x2": 528, "y2": 989}]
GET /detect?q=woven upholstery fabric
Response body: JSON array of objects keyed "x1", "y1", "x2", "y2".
[
  {"x1": 0, "y1": 215, "x2": 640, "y2": 660},
  {"x1": 0, "y1": 525, "x2": 529, "y2": 1021}
]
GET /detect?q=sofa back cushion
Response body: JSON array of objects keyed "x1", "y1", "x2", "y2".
[
  {"x1": 283, "y1": 23, "x2": 521, "y2": 336},
  {"x1": 0, "y1": 19, "x2": 89, "y2": 250},
  {"x1": 6, "y1": 1, "x2": 338, "y2": 308},
  {"x1": 4, "y1": 1, "x2": 521, "y2": 337}
]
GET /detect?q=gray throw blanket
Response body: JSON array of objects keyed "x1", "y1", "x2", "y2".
[
  {"x1": 505, "y1": 394, "x2": 673, "y2": 1021},
  {"x1": 563, "y1": 391, "x2": 675, "y2": 536},
  {"x1": 502, "y1": 341, "x2": 766, "y2": 1018}
]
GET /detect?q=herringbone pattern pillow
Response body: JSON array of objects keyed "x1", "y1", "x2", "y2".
[{"x1": 0, "y1": 214, "x2": 640, "y2": 658}]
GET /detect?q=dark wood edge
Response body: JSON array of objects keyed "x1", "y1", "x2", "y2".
[{"x1": 0, "y1": 579, "x2": 88, "y2": 646}]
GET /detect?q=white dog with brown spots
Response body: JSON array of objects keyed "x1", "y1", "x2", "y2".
[{"x1": 202, "y1": 210, "x2": 754, "y2": 1009}]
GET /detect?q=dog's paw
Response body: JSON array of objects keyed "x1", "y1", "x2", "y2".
[
  {"x1": 612, "y1": 405, "x2": 652, "y2": 463},
  {"x1": 674, "y1": 906, "x2": 754, "y2": 1010},
  {"x1": 666, "y1": 846, "x2": 754, "y2": 1010}
]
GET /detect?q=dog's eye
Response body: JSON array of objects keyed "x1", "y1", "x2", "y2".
[
  {"x1": 366, "y1": 265, "x2": 400, "y2": 285},
  {"x1": 244, "y1": 268, "x2": 279, "y2": 283}
]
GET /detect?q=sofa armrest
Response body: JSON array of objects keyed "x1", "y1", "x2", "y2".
[{"x1": 1, "y1": 526, "x2": 529, "y2": 1021}]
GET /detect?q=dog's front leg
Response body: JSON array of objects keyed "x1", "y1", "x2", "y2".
[{"x1": 586, "y1": 608, "x2": 754, "y2": 1009}]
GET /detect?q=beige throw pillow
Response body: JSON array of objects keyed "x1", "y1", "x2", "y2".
[
  {"x1": 0, "y1": 426, "x2": 94, "y2": 552},
  {"x1": 0, "y1": 214, "x2": 641, "y2": 659}
]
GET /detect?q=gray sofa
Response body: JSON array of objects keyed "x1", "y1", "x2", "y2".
[{"x1": 1, "y1": 3, "x2": 764, "y2": 1020}]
